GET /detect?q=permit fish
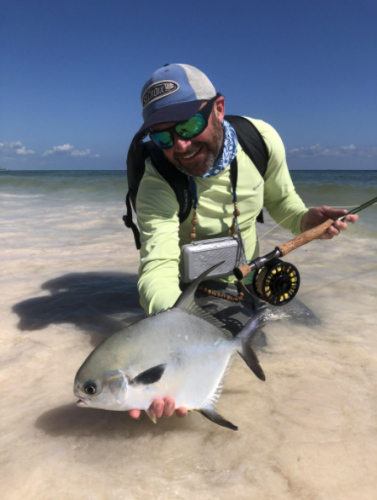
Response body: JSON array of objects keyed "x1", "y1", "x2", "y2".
[{"x1": 74, "y1": 263, "x2": 267, "y2": 430}]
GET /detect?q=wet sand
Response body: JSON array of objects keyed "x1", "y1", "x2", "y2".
[{"x1": 1, "y1": 192, "x2": 377, "y2": 499}]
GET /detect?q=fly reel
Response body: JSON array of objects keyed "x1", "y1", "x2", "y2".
[{"x1": 252, "y1": 259, "x2": 300, "y2": 306}]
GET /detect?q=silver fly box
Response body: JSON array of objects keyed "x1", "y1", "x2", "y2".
[{"x1": 180, "y1": 237, "x2": 244, "y2": 283}]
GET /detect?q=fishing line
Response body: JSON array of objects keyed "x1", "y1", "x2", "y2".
[
  {"x1": 241, "y1": 202, "x2": 377, "y2": 264},
  {"x1": 238, "y1": 200, "x2": 377, "y2": 303},
  {"x1": 299, "y1": 265, "x2": 377, "y2": 299}
]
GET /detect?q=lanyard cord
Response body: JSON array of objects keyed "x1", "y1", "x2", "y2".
[
  {"x1": 189, "y1": 158, "x2": 238, "y2": 209},
  {"x1": 188, "y1": 158, "x2": 247, "y2": 264}
]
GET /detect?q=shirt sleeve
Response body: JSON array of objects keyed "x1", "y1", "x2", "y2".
[
  {"x1": 136, "y1": 158, "x2": 182, "y2": 315},
  {"x1": 252, "y1": 119, "x2": 308, "y2": 236}
]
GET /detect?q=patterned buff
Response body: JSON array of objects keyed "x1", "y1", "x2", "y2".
[{"x1": 201, "y1": 119, "x2": 238, "y2": 178}]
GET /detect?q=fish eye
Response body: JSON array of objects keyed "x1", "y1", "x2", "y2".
[{"x1": 84, "y1": 383, "x2": 97, "y2": 395}]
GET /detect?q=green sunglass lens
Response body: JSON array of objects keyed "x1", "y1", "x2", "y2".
[
  {"x1": 176, "y1": 114, "x2": 206, "y2": 138},
  {"x1": 152, "y1": 131, "x2": 174, "y2": 148}
]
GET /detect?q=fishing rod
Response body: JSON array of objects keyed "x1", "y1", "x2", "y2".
[{"x1": 233, "y1": 195, "x2": 377, "y2": 306}]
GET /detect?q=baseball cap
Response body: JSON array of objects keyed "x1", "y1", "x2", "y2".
[{"x1": 137, "y1": 64, "x2": 216, "y2": 137}]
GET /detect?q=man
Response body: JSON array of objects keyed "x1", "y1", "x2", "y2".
[{"x1": 128, "y1": 63, "x2": 358, "y2": 421}]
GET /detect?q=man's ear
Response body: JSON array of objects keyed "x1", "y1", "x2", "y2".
[{"x1": 214, "y1": 96, "x2": 225, "y2": 122}]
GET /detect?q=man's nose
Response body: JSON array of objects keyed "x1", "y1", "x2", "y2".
[{"x1": 173, "y1": 134, "x2": 192, "y2": 152}]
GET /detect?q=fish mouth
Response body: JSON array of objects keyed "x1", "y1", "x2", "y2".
[{"x1": 77, "y1": 398, "x2": 91, "y2": 407}]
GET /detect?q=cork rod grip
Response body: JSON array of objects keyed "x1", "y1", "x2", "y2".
[
  {"x1": 235, "y1": 264, "x2": 253, "y2": 279},
  {"x1": 278, "y1": 219, "x2": 334, "y2": 257}
]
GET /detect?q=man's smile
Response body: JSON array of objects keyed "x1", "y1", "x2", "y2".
[{"x1": 180, "y1": 147, "x2": 202, "y2": 161}]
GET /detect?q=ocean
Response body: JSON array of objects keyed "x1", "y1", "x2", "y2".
[{"x1": 1, "y1": 170, "x2": 377, "y2": 499}]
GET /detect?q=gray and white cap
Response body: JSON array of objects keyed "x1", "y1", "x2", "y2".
[{"x1": 137, "y1": 64, "x2": 217, "y2": 136}]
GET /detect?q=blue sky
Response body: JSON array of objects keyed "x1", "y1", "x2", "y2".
[{"x1": 1, "y1": 0, "x2": 376, "y2": 170}]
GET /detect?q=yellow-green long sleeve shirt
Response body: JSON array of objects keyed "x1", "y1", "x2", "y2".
[{"x1": 136, "y1": 118, "x2": 308, "y2": 315}]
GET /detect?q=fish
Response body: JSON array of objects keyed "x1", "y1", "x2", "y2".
[{"x1": 73, "y1": 263, "x2": 268, "y2": 431}]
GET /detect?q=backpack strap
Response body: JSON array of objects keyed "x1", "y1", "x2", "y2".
[
  {"x1": 149, "y1": 147, "x2": 192, "y2": 224},
  {"x1": 124, "y1": 137, "x2": 192, "y2": 249},
  {"x1": 123, "y1": 191, "x2": 141, "y2": 249},
  {"x1": 123, "y1": 137, "x2": 152, "y2": 250},
  {"x1": 225, "y1": 115, "x2": 269, "y2": 223}
]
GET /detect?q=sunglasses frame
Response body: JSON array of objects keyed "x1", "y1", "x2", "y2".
[{"x1": 149, "y1": 93, "x2": 222, "y2": 149}]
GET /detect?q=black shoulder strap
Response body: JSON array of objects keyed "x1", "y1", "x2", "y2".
[
  {"x1": 149, "y1": 147, "x2": 192, "y2": 224},
  {"x1": 123, "y1": 137, "x2": 192, "y2": 249},
  {"x1": 126, "y1": 137, "x2": 152, "y2": 211},
  {"x1": 226, "y1": 115, "x2": 269, "y2": 223},
  {"x1": 225, "y1": 115, "x2": 269, "y2": 177},
  {"x1": 123, "y1": 137, "x2": 152, "y2": 249}
]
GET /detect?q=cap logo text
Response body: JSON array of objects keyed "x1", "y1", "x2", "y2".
[{"x1": 142, "y1": 81, "x2": 179, "y2": 109}]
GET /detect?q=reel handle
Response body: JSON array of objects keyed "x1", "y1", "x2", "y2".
[{"x1": 278, "y1": 218, "x2": 334, "y2": 256}]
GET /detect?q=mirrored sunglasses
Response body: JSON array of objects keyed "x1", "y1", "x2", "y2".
[{"x1": 149, "y1": 93, "x2": 222, "y2": 149}]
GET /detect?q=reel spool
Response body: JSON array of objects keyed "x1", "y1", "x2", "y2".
[{"x1": 252, "y1": 259, "x2": 300, "y2": 306}]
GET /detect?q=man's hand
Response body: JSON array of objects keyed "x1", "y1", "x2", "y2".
[
  {"x1": 301, "y1": 206, "x2": 359, "y2": 239},
  {"x1": 128, "y1": 397, "x2": 187, "y2": 420}
]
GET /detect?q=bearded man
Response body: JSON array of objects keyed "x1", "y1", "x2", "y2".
[{"x1": 128, "y1": 63, "x2": 358, "y2": 421}]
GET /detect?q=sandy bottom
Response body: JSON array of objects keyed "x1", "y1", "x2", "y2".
[{"x1": 1, "y1": 197, "x2": 377, "y2": 500}]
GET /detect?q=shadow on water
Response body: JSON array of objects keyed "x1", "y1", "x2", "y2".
[
  {"x1": 12, "y1": 272, "x2": 145, "y2": 343},
  {"x1": 35, "y1": 403, "x2": 196, "y2": 438}
]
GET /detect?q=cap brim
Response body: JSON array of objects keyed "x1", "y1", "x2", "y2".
[{"x1": 136, "y1": 100, "x2": 205, "y2": 139}]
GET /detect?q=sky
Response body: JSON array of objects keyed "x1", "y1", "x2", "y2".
[{"x1": 1, "y1": 0, "x2": 376, "y2": 170}]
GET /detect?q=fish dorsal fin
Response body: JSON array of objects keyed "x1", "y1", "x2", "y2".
[
  {"x1": 181, "y1": 301, "x2": 228, "y2": 331},
  {"x1": 174, "y1": 262, "x2": 229, "y2": 331}
]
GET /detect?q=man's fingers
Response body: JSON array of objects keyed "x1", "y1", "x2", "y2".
[
  {"x1": 333, "y1": 220, "x2": 347, "y2": 232},
  {"x1": 150, "y1": 398, "x2": 165, "y2": 419},
  {"x1": 163, "y1": 397, "x2": 175, "y2": 417},
  {"x1": 131, "y1": 398, "x2": 187, "y2": 421},
  {"x1": 320, "y1": 207, "x2": 348, "y2": 220},
  {"x1": 320, "y1": 232, "x2": 334, "y2": 240},
  {"x1": 129, "y1": 409, "x2": 141, "y2": 419},
  {"x1": 176, "y1": 407, "x2": 188, "y2": 418},
  {"x1": 325, "y1": 225, "x2": 339, "y2": 237},
  {"x1": 345, "y1": 214, "x2": 359, "y2": 223}
]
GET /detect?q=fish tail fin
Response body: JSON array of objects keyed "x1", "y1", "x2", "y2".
[
  {"x1": 199, "y1": 407, "x2": 238, "y2": 431},
  {"x1": 237, "y1": 312, "x2": 266, "y2": 381}
]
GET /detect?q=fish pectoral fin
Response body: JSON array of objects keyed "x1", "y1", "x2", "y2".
[
  {"x1": 146, "y1": 409, "x2": 157, "y2": 424},
  {"x1": 130, "y1": 364, "x2": 167, "y2": 386},
  {"x1": 105, "y1": 370, "x2": 127, "y2": 405},
  {"x1": 200, "y1": 406, "x2": 238, "y2": 431}
]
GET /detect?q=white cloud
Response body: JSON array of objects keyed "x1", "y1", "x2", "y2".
[
  {"x1": 42, "y1": 144, "x2": 75, "y2": 157},
  {"x1": 71, "y1": 149, "x2": 91, "y2": 157},
  {"x1": 42, "y1": 144, "x2": 99, "y2": 158},
  {"x1": 1, "y1": 141, "x2": 99, "y2": 161},
  {"x1": 0, "y1": 141, "x2": 35, "y2": 155},
  {"x1": 287, "y1": 144, "x2": 377, "y2": 159}
]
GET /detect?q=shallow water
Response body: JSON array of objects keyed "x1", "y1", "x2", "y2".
[{"x1": 1, "y1": 171, "x2": 377, "y2": 499}]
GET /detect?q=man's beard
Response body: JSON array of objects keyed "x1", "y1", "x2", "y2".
[{"x1": 167, "y1": 114, "x2": 224, "y2": 177}]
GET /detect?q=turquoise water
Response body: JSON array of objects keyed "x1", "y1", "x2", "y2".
[
  {"x1": 1, "y1": 169, "x2": 376, "y2": 236},
  {"x1": 1, "y1": 169, "x2": 377, "y2": 196}
]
